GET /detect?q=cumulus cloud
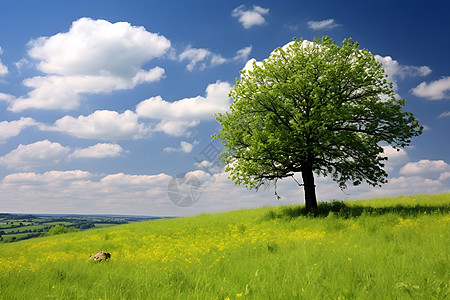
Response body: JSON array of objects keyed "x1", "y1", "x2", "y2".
[
  {"x1": 0, "y1": 62, "x2": 7, "y2": 76},
  {"x1": 28, "y1": 18, "x2": 169, "y2": 76},
  {"x1": 0, "y1": 46, "x2": 8, "y2": 76},
  {"x1": 194, "y1": 160, "x2": 214, "y2": 169},
  {"x1": 0, "y1": 140, "x2": 70, "y2": 170},
  {"x1": 232, "y1": 5, "x2": 269, "y2": 29},
  {"x1": 8, "y1": 17, "x2": 171, "y2": 111},
  {"x1": 307, "y1": 19, "x2": 340, "y2": 30},
  {"x1": 2, "y1": 170, "x2": 92, "y2": 185},
  {"x1": 375, "y1": 55, "x2": 432, "y2": 91},
  {"x1": 163, "y1": 141, "x2": 196, "y2": 153},
  {"x1": 178, "y1": 45, "x2": 253, "y2": 70},
  {"x1": 70, "y1": 143, "x2": 124, "y2": 158},
  {"x1": 153, "y1": 120, "x2": 199, "y2": 137},
  {"x1": 179, "y1": 46, "x2": 227, "y2": 71},
  {"x1": 439, "y1": 111, "x2": 450, "y2": 118},
  {"x1": 0, "y1": 92, "x2": 15, "y2": 102},
  {"x1": 100, "y1": 172, "x2": 171, "y2": 187},
  {"x1": 399, "y1": 159, "x2": 450, "y2": 176},
  {"x1": 382, "y1": 146, "x2": 409, "y2": 172},
  {"x1": 42, "y1": 110, "x2": 149, "y2": 141},
  {"x1": 0, "y1": 139, "x2": 125, "y2": 169},
  {"x1": 0, "y1": 117, "x2": 37, "y2": 143},
  {"x1": 136, "y1": 81, "x2": 232, "y2": 136},
  {"x1": 233, "y1": 46, "x2": 252, "y2": 62},
  {"x1": 439, "y1": 172, "x2": 450, "y2": 181},
  {"x1": 411, "y1": 76, "x2": 450, "y2": 100}
]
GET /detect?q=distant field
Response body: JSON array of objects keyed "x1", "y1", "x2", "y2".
[
  {"x1": 0, "y1": 193, "x2": 448, "y2": 299},
  {"x1": 0, "y1": 214, "x2": 157, "y2": 243}
]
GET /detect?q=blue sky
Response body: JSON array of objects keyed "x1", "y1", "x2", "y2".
[{"x1": 0, "y1": 0, "x2": 449, "y2": 215}]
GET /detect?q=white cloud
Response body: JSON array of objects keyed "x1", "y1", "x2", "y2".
[
  {"x1": 439, "y1": 111, "x2": 450, "y2": 118},
  {"x1": 242, "y1": 58, "x2": 261, "y2": 74},
  {"x1": 42, "y1": 110, "x2": 149, "y2": 141},
  {"x1": 179, "y1": 46, "x2": 227, "y2": 71},
  {"x1": 100, "y1": 172, "x2": 171, "y2": 187},
  {"x1": 0, "y1": 139, "x2": 125, "y2": 170},
  {"x1": 136, "y1": 81, "x2": 232, "y2": 136},
  {"x1": 70, "y1": 143, "x2": 124, "y2": 158},
  {"x1": 2, "y1": 170, "x2": 92, "y2": 185},
  {"x1": 28, "y1": 17, "x2": 170, "y2": 76},
  {"x1": 14, "y1": 58, "x2": 32, "y2": 71},
  {"x1": 307, "y1": 19, "x2": 340, "y2": 30},
  {"x1": 411, "y1": 76, "x2": 450, "y2": 100},
  {"x1": 0, "y1": 62, "x2": 7, "y2": 76},
  {"x1": 0, "y1": 117, "x2": 37, "y2": 143},
  {"x1": 341, "y1": 175, "x2": 445, "y2": 200},
  {"x1": 0, "y1": 140, "x2": 70, "y2": 170},
  {"x1": 0, "y1": 92, "x2": 15, "y2": 102},
  {"x1": 164, "y1": 141, "x2": 195, "y2": 153},
  {"x1": 153, "y1": 120, "x2": 199, "y2": 137},
  {"x1": 399, "y1": 159, "x2": 450, "y2": 176},
  {"x1": 233, "y1": 46, "x2": 252, "y2": 62},
  {"x1": 375, "y1": 55, "x2": 432, "y2": 91},
  {"x1": 382, "y1": 146, "x2": 409, "y2": 172},
  {"x1": 179, "y1": 47, "x2": 209, "y2": 71},
  {"x1": 8, "y1": 17, "x2": 170, "y2": 111},
  {"x1": 194, "y1": 160, "x2": 214, "y2": 169},
  {"x1": 232, "y1": 5, "x2": 269, "y2": 29},
  {"x1": 178, "y1": 45, "x2": 254, "y2": 71},
  {"x1": 0, "y1": 46, "x2": 8, "y2": 76},
  {"x1": 439, "y1": 172, "x2": 450, "y2": 181}
]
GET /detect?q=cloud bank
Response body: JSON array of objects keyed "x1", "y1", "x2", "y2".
[{"x1": 1, "y1": 154, "x2": 449, "y2": 215}]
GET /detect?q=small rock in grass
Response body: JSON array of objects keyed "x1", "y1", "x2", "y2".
[{"x1": 89, "y1": 251, "x2": 111, "y2": 262}]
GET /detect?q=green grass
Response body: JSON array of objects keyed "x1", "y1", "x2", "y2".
[
  {"x1": 0, "y1": 194, "x2": 448, "y2": 299},
  {"x1": 93, "y1": 223, "x2": 120, "y2": 228}
]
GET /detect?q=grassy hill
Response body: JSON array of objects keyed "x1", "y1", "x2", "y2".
[{"x1": 0, "y1": 194, "x2": 449, "y2": 299}]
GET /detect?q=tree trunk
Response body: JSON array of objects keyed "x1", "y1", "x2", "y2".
[{"x1": 301, "y1": 163, "x2": 318, "y2": 212}]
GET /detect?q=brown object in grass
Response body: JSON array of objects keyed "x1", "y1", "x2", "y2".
[{"x1": 89, "y1": 251, "x2": 111, "y2": 262}]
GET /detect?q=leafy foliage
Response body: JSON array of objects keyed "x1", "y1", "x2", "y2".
[{"x1": 46, "y1": 225, "x2": 78, "y2": 236}]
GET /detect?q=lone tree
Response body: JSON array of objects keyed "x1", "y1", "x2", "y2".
[{"x1": 215, "y1": 36, "x2": 422, "y2": 212}]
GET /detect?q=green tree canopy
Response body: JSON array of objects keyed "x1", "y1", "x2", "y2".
[
  {"x1": 215, "y1": 36, "x2": 422, "y2": 212},
  {"x1": 46, "y1": 224, "x2": 78, "y2": 236}
]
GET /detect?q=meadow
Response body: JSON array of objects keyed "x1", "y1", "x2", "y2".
[{"x1": 0, "y1": 194, "x2": 448, "y2": 299}]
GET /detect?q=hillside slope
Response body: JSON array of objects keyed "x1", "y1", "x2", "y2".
[{"x1": 0, "y1": 194, "x2": 449, "y2": 299}]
